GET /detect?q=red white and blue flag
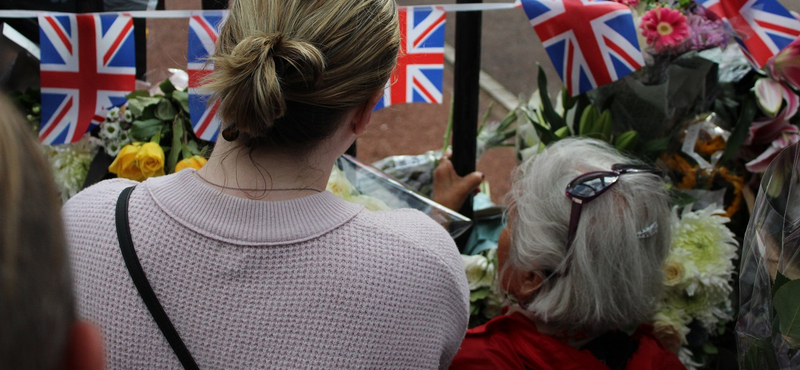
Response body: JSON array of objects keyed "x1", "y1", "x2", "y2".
[
  {"x1": 38, "y1": 14, "x2": 135, "y2": 145},
  {"x1": 695, "y1": 0, "x2": 800, "y2": 68},
  {"x1": 188, "y1": 13, "x2": 224, "y2": 142},
  {"x1": 375, "y1": 6, "x2": 446, "y2": 110},
  {"x1": 520, "y1": 0, "x2": 644, "y2": 96}
]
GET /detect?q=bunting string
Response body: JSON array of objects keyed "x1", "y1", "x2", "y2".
[{"x1": 0, "y1": 3, "x2": 520, "y2": 19}]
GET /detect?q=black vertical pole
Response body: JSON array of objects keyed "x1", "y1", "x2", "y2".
[
  {"x1": 134, "y1": 18, "x2": 146, "y2": 80},
  {"x1": 202, "y1": 0, "x2": 229, "y2": 9},
  {"x1": 452, "y1": 1, "x2": 481, "y2": 251}
]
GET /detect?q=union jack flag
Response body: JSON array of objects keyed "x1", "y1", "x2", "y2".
[
  {"x1": 38, "y1": 14, "x2": 135, "y2": 145},
  {"x1": 188, "y1": 13, "x2": 224, "y2": 142},
  {"x1": 375, "y1": 6, "x2": 446, "y2": 110},
  {"x1": 520, "y1": 0, "x2": 644, "y2": 96},
  {"x1": 695, "y1": 0, "x2": 800, "y2": 68}
]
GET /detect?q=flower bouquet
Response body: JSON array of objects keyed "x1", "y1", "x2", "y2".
[
  {"x1": 738, "y1": 141, "x2": 800, "y2": 369},
  {"x1": 505, "y1": 0, "x2": 800, "y2": 366}
]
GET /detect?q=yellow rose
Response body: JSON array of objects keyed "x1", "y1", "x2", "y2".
[
  {"x1": 175, "y1": 155, "x2": 208, "y2": 172},
  {"x1": 135, "y1": 142, "x2": 165, "y2": 179},
  {"x1": 109, "y1": 143, "x2": 144, "y2": 181}
]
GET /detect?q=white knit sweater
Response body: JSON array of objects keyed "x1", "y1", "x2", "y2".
[{"x1": 64, "y1": 170, "x2": 469, "y2": 369}]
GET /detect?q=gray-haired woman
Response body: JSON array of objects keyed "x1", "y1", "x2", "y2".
[{"x1": 449, "y1": 138, "x2": 685, "y2": 370}]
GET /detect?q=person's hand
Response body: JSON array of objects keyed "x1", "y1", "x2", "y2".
[{"x1": 432, "y1": 152, "x2": 483, "y2": 211}]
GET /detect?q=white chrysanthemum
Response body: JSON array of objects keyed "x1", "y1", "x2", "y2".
[
  {"x1": 462, "y1": 254, "x2": 495, "y2": 290},
  {"x1": 106, "y1": 107, "x2": 120, "y2": 121},
  {"x1": 671, "y1": 204, "x2": 738, "y2": 300},
  {"x1": 678, "y1": 347, "x2": 703, "y2": 370},
  {"x1": 118, "y1": 130, "x2": 131, "y2": 145},
  {"x1": 122, "y1": 109, "x2": 133, "y2": 123},
  {"x1": 44, "y1": 136, "x2": 98, "y2": 202},
  {"x1": 99, "y1": 121, "x2": 121, "y2": 140},
  {"x1": 105, "y1": 142, "x2": 121, "y2": 157},
  {"x1": 653, "y1": 304, "x2": 692, "y2": 344}
]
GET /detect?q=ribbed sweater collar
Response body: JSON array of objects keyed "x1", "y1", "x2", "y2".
[{"x1": 142, "y1": 170, "x2": 364, "y2": 245}]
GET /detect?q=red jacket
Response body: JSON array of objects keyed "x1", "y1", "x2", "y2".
[{"x1": 450, "y1": 313, "x2": 686, "y2": 370}]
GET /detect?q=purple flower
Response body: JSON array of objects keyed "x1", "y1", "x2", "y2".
[{"x1": 678, "y1": 12, "x2": 730, "y2": 53}]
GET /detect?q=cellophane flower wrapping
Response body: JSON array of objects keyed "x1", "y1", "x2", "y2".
[
  {"x1": 737, "y1": 141, "x2": 800, "y2": 369},
  {"x1": 330, "y1": 155, "x2": 472, "y2": 239}
]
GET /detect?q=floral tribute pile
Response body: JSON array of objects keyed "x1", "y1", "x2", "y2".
[{"x1": 459, "y1": 1, "x2": 800, "y2": 369}]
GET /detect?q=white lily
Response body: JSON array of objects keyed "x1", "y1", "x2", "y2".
[{"x1": 754, "y1": 78, "x2": 784, "y2": 117}]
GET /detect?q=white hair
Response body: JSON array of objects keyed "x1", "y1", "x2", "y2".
[{"x1": 505, "y1": 138, "x2": 671, "y2": 333}]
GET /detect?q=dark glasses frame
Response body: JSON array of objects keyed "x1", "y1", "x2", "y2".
[{"x1": 558, "y1": 164, "x2": 662, "y2": 275}]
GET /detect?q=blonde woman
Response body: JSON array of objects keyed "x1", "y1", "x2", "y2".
[{"x1": 63, "y1": 1, "x2": 469, "y2": 368}]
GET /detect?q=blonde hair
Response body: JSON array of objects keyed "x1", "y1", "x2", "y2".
[
  {"x1": 0, "y1": 93, "x2": 74, "y2": 369},
  {"x1": 505, "y1": 138, "x2": 671, "y2": 334},
  {"x1": 206, "y1": 0, "x2": 400, "y2": 148}
]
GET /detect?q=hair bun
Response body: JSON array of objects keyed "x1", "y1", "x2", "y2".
[{"x1": 209, "y1": 32, "x2": 326, "y2": 138}]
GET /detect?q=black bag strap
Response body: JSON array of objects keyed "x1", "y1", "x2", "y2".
[{"x1": 115, "y1": 186, "x2": 199, "y2": 370}]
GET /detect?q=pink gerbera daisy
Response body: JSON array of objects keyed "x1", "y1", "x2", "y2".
[{"x1": 640, "y1": 7, "x2": 690, "y2": 52}]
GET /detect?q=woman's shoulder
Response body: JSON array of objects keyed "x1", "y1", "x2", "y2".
[
  {"x1": 452, "y1": 314, "x2": 559, "y2": 370},
  {"x1": 63, "y1": 178, "x2": 139, "y2": 217},
  {"x1": 353, "y1": 208, "x2": 460, "y2": 264}
]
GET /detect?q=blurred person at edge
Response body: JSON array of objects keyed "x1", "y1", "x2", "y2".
[
  {"x1": 437, "y1": 139, "x2": 685, "y2": 370},
  {"x1": 63, "y1": 0, "x2": 469, "y2": 369},
  {"x1": 0, "y1": 93, "x2": 105, "y2": 370}
]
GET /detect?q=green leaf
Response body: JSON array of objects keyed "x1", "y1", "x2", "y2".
[
  {"x1": 442, "y1": 96, "x2": 454, "y2": 154},
  {"x1": 125, "y1": 90, "x2": 151, "y2": 99},
  {"x1": 773, "y1": 279, "x2": 800, "y2": 349},
  {"x1": 127, "y1": 96, "x2": 161, "y2": 117},
  {"x1": 773, "y1": 270, "x2": 792, "y2": 298},
  {"x1": 187, "y1": 140, "x2": 200, "y2": 155},
  {"x1": 159, "y1": 78, "x2": 176, "y2": 95},
  {"x1": 670, "y1": 189, "x2": 699, "y2": 208},
  {"x1": 126, "y1": 99, "x2": 145, "y2": 117},
  {"x1": 642, "y1": 137, "x2": 670, "y2": 155},
  {"x1": 130, "y1": 118, "x2": 166, "y2": 141},
  {"x1": 578, "y1": 105, "x2": 598, "y2": 137},
  {"x1": 470, "y1": 287, "x2": 490, "y2": 302},
  {"x1": 721, "y1": 98, "x2": 757, "y2": 165},
  {"x1": 561, "y1": 87, "x2": 577, "y2": 111},
  {"x1": 181, "y1": 143, "x2": 192, "y2": 160},
  {"x1": 554, "y1": 126, "x2": 570, "y2": 139},
  {"x1": 470, "y1": 304, "x2": 481, "y2": 316},
  {"x1": 742, "y1": 338, "x2": 780, "y2": 370},
  {"x1": 172, "y1": 91, "x2": 190, "y2": 113},
  {"x1": 151, "y1": 130, "x2": 162, "y2": 144},
  {"x1": 155, "y1": 99, "x2": 177, "y2": 121},
  {"x1": 703, "y1": 342, "x2": 719, "y2": 354},
  {"x1": 199, "y1": 144, "x2": 210, "y2": 157},
  {"x1": 614, "y1": 130, "x2": 640, "y2": 152},
  {"x1": 537, "y1": 64, "x2": 565, "y2": 130},
  {"x1": 168, "y1": 117, "x2": 185, "y2": 173},
  {"x1": 597, "y1": 109, "x2": 612, "y2": 141}
]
